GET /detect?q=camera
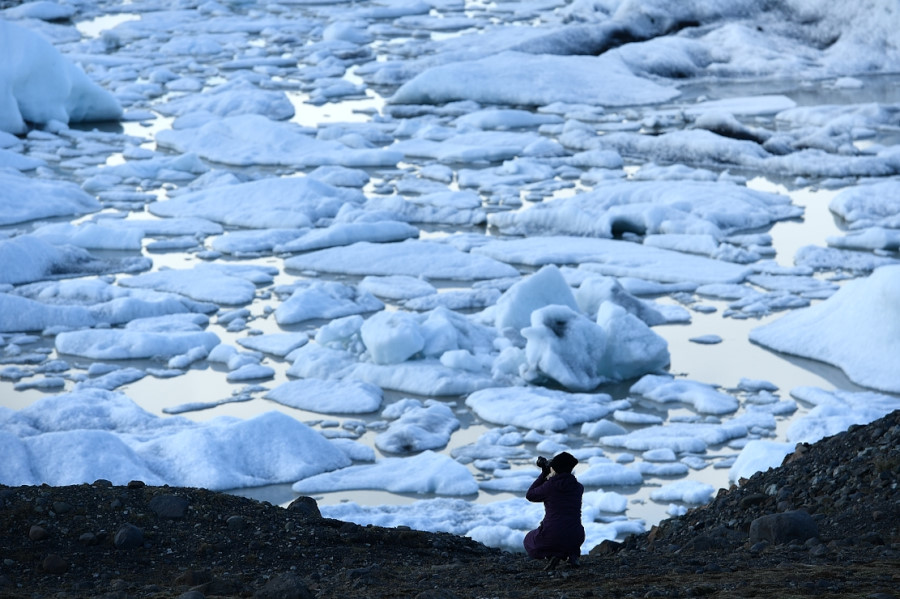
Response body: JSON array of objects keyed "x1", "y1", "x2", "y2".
[{"x1": 536, "y1": 456, "x2": 549, "y2": 469}]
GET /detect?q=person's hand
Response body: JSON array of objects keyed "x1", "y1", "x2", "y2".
[{"x1": 547, "y1": 467, "x2": 557, "y2": 478}]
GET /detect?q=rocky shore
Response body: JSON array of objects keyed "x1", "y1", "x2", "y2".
[{"x1": 1, "y1": 410, "x2": 897, "y2": 599}]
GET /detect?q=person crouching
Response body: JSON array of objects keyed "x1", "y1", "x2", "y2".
[{"x1": 523, "y1": 451, "x2": 584, "y2": 569}]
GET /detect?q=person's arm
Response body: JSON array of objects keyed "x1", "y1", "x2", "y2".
[{"x1": 525, "y1": 470, "x2": 555, "y2": 502}]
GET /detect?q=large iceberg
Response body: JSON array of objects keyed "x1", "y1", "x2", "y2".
[{"x1": 0, "y1": 20, "x2": 122, "y2": 134}]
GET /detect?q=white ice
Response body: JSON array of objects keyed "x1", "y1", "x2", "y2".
[
  {"x1": 4, "y1": 0, "x2": 900, "y2": 557},
  {"x1": 750, "y1": 265, "x2": 900, "y2": 392}
]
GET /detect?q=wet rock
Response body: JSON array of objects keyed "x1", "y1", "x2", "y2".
[
  {"x1": 254, "y1": 572, "x2": 313, "y2": 599},
  {"x1": 749, "y1": 510, "x2": 818, "y2": 545},
  {"x1": 149, "y1": 494, "x2": 188, "y2": 519},
  {"x1": 114, "y1": 524, "x2": 144, "y2": 549}
]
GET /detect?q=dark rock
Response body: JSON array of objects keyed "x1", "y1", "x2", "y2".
[
  {"x1": 226, "y1": 515, "x2": 245, "y2": 531},
  {"x1": 127, "y1": 480, "x2": 146, "y2": 489},
  {"x1": 749, "y1": 510, "x2": 818, "y2": 545},
  {"x1": 29, "y1": 525, "x2": 49, "y2": 541},
  {"x1": 287, "y1": 496, "x2": 321, "y2": 519},
  {"x1": 114, "y1": 524, "x2": 144, "y2": 549},
  {"x1": 92, "y1": 479, "x2": 113, "y2": 488},
  {"x1": 78, "y1": 532, "x2": 98, "y2": 546},
  {"x1": 589, "y1": 539, "x2": 623, "y2": 556},
  {"x1": 42, "y1": 554, "x2": 67, "y2": 574},
  {"x1": 254, "y1": 572, "x2": 313, "y2": 599},
  {"x1": 52, "y1": 501, "x2": 72, "y2": 514},
  {"x1": 149, "y1": 494, "x2": 189, "y2": 519},
  {"x1": 176, "y1": 591, "x2": 206, "y2": 599},
  {"x1": 739, "y1": 493, "x2": 768, "y2": 509}
]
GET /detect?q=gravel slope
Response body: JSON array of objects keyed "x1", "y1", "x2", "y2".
[{"x1": 1, "y1": 410, "x2": 897, "y2": 598}]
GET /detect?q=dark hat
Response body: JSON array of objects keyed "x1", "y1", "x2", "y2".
[{"x1": 549, "y1": 452, "x2": 578, "y2": 474}]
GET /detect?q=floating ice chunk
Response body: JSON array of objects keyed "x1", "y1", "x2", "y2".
[
  {"x1": 405, "y1": 288, "x2": 500, "y2": 311},
  {"x1": 31, "y1": 222, "x2": 144, "y2": 251},
  {"x1": 689, "y1": 335, "x2": 722, "y2": 344},
  {"x1": 487, "y1": 180, "x2": 800, "y2": 239},
  {"x1": 613, "y1": 410, "x2": 663, "y2": 425},
  {"x1": 285, "y1": 239, "x2": 519, "y2": 280},
  {"x1": 794, "y1": 245, "x2": 898, "y2": 272},
  {"x1": 828, "y1": 227, "x2": 900, "y2": 252},
  {"x1": 364, "y1": 192, "x2": 486, "y2": 226},
  {"x1": 465, "y1": 387, "x2": 622, "y2": 432},
  {"x1": 77, "y1": 367, "x2": 146, "y2": 391},
  {"x1": 750, "y1": 265, "x2": 900, "y2": 392},
  {"x1": 361, "y1": 310, "x2": 425, "y2": 364},
  {"x1": 294, "y1": 450, "x2": 476, "y2": 495},
  {"x1": 55, "y1": 329, "x2": 220, "y2": 360},
  {"x1": 685, "y1": 95, "x2": 797, "y2": 117},
  {"x1": 649, "y1": 480, "x2": 715, "y2": 504},
  {"x1": 576, "y1": 276, "x2": 686, "y2": 326},
  {"x1": 375, "y1": 400, "x2": 460, "y2": 453},
  {"x1": 225, "y1": 363, "x2": 274, "y2": 382},
  {"x1": 118, "y1": 266, "x2": 258, "y2": 306},
  {"x1": 829, "y1": 180, "x2": 900, "y2": 230},
  {"x1": 473, "y1": 236, "x2": 751, "y2": 285},
  {"x1": 786, "y1": 386, "x2": 900, "y2": 444},
  {"x1": 492, "y1": 265, "x2": 578, "y2": 333},
  {"x1": 479, "y1": 469, "x2": 535, "y2": 493},
  {"x1": 580, "y1": 419, "x2": 627, "y2": 439},
  {"x1": 156, "y1": 114, "x2": 402, "y2": 168},
  {"x1": 274, "y1": 221, "x2": 419, "y2": 253},
  {"x1": 0, "y1": 292, "x2": 94, "y2": 334},
  {"x1": 728, "y1": 439, "x2": 793, "y2": 484},
  {"x1": 156, "y1": 80, "x2": 294, "y2": 120},
  {"x1": 453, "y1": 108, "x2": 563, "y2": 130},
  {"x1": 0, "y1": 235, "x2": 149, "y2": 287},
  {"x1": 265, "y1": 378, "x2": 383, "y2": 415},
  {"x1": 601, "y1": 418, "x2": 749, "y2": 454},
  {"x1": 0, "y1": 20, "x2": 122, "y2": 134},
  {"x1": 522, "y1": 303, "x2": 669, "y2": 391},
  {"x1": 275, "y1": 281, "x2": 383, "y2": 326},
  {"x1": 211, "y1": 228, "x2": 308, "y2": 255},
  {"x1": 392, "y1": 130, "x2": 548, "y2": 164},
  {"x1": 0, "y1": 172, "x2": 100, "y2": 226},
  {"x1": 579, "y1": 461, "x2": 643, "y2": 487},
  {"x1": 359, "y1": 275, "x2": 436, "y2": 300},
  {"x1": 236, "y1": 333, "x2": 308, "y2": 358},
  {"x1": 390, "y1": 51, "x2": 678, "y2": 107},
  {"x1": 0, "y1": 389, "x2": 349, "y2": 488},
  {"x1": 637, "y1": 461, "x2": 689, "y2": 477},
  {"x1": 631, "y1": 375, "x2": 739, "y2": 415},
  {"x1": 149, "y1": 176, "x2": 365, "y2": 229}
]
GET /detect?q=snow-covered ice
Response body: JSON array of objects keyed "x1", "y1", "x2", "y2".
[{"x1": 3, "y1": 0, "x2": 900, "y2": 555}]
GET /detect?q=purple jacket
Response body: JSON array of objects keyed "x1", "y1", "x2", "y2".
[{"x1": 523, "y1": 472, "x2": 585, "y2": 559}]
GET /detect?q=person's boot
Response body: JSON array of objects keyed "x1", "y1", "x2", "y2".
[{"x1": 544, "y1": 556, "x2": 561, "y2": 570}]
